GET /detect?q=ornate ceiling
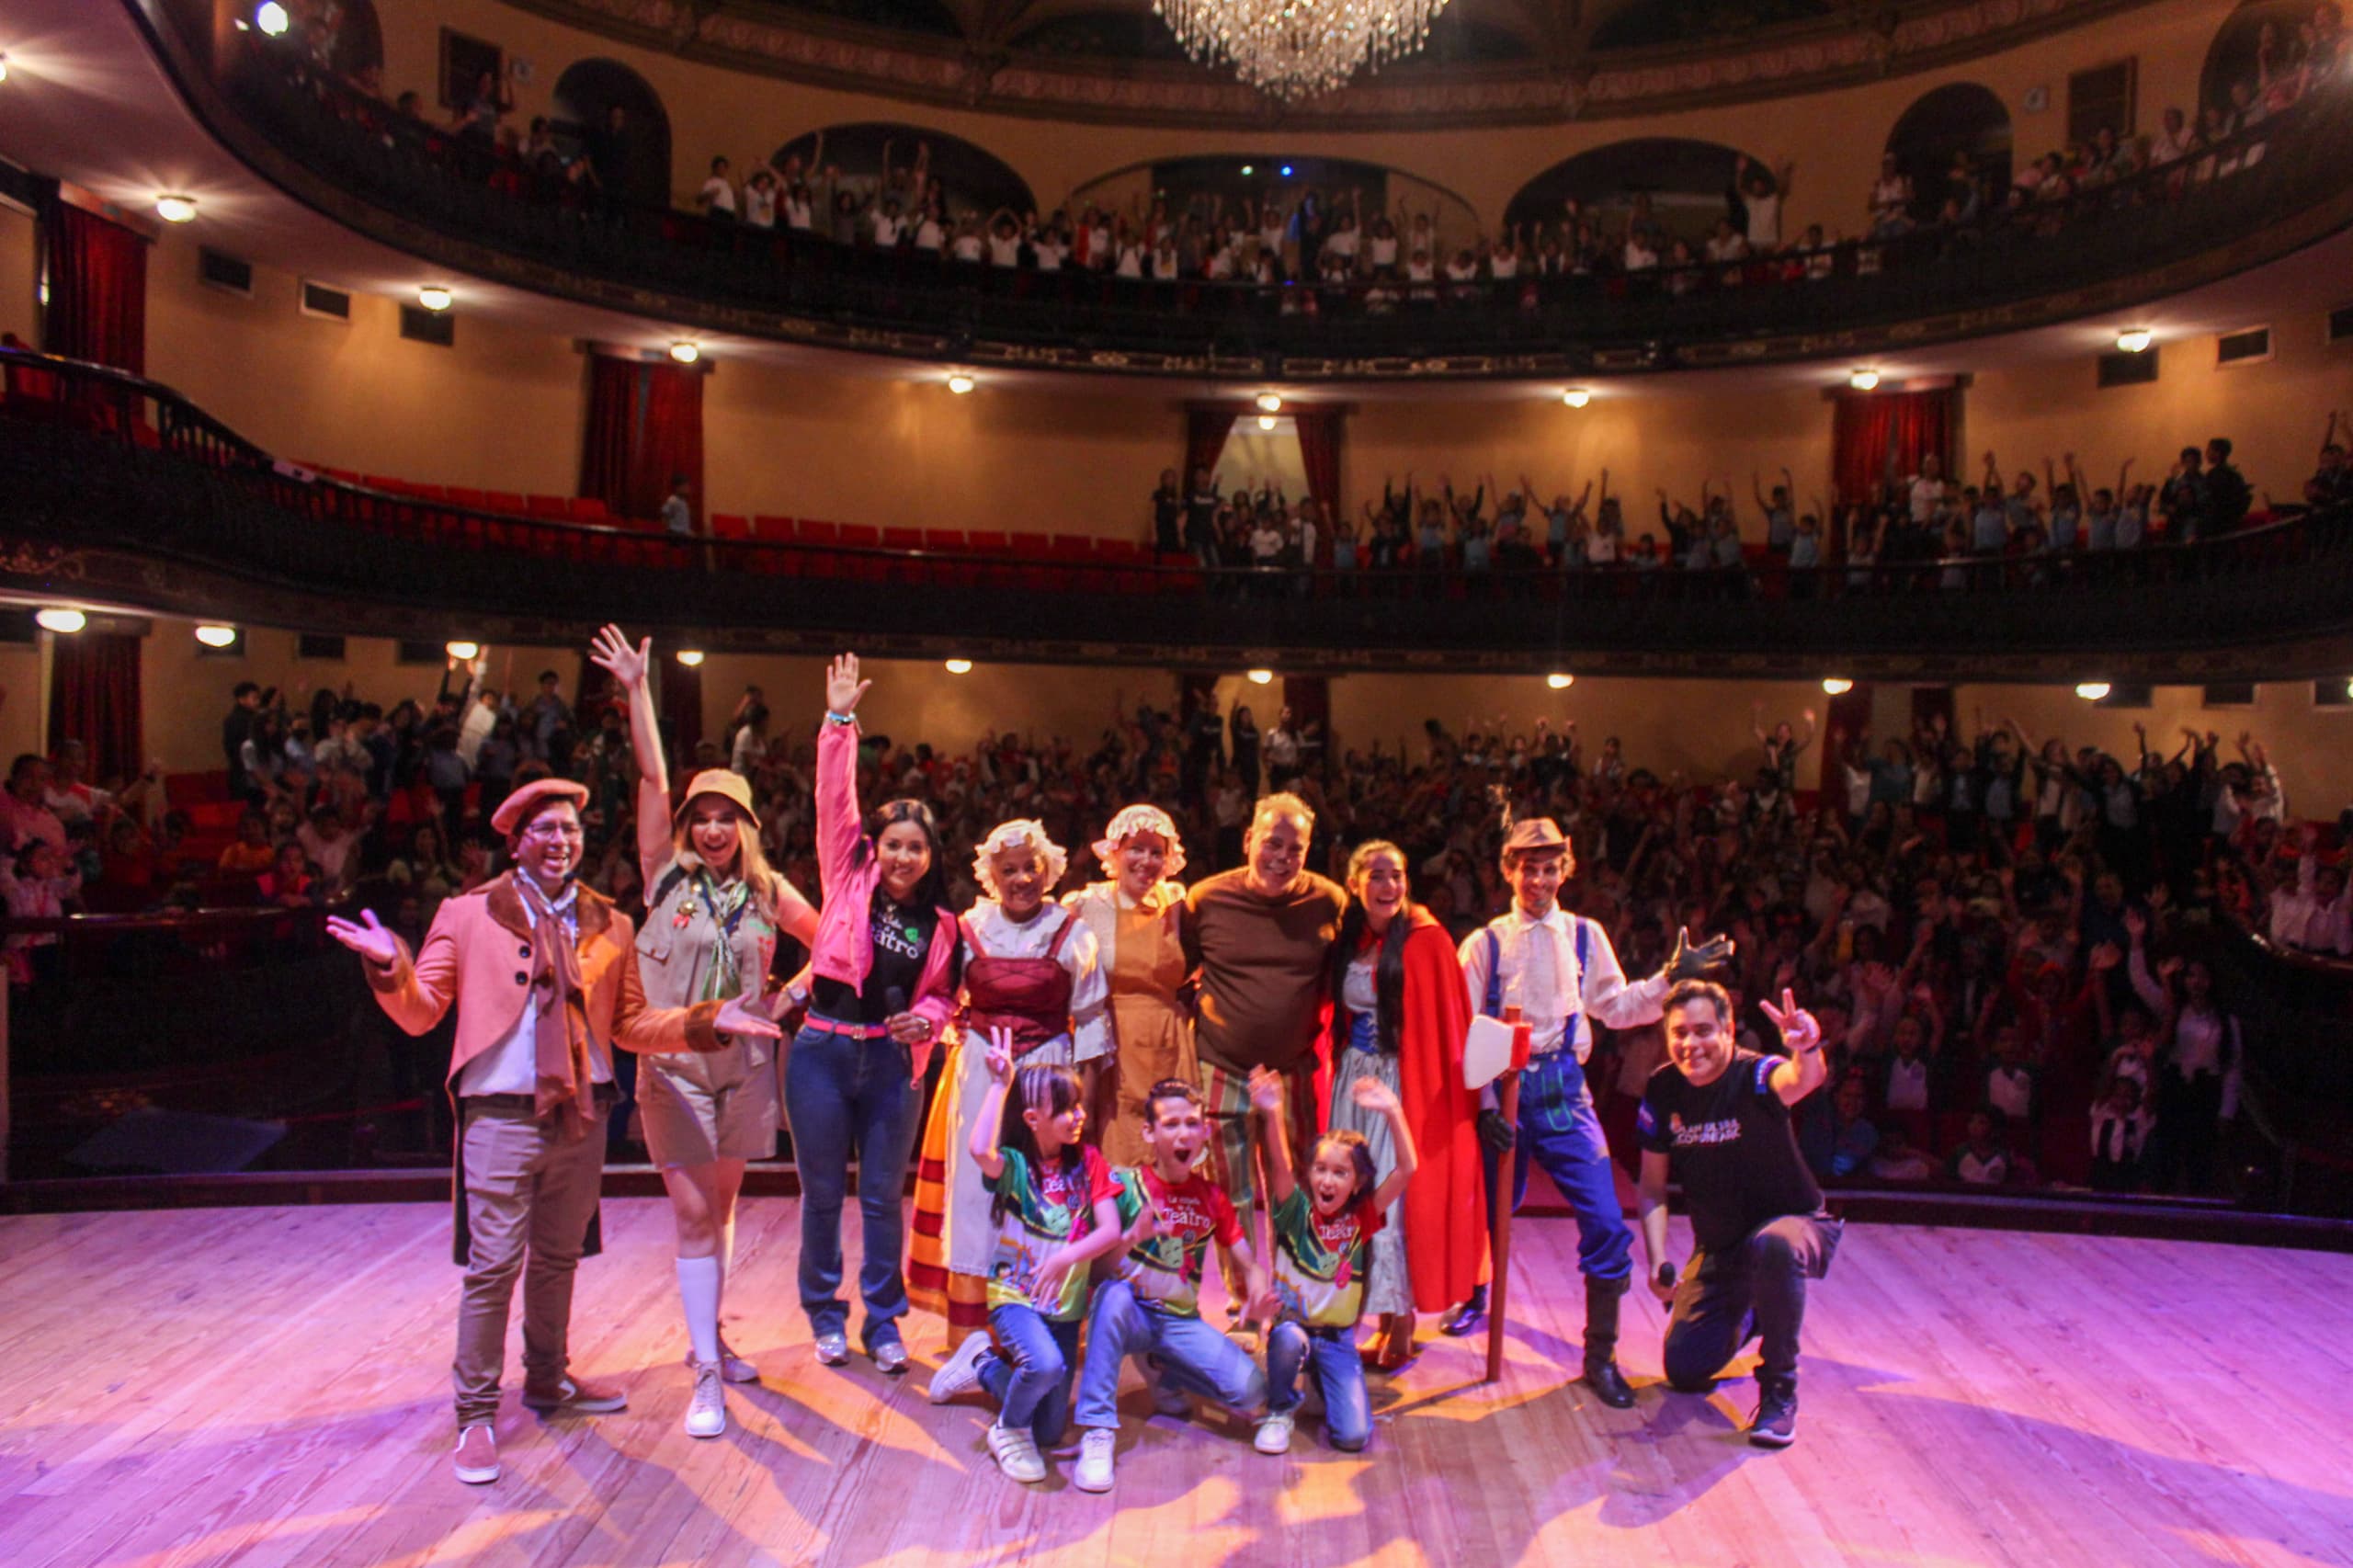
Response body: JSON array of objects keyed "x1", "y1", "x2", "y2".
[{"x1": 506, "y1": 0, "x2": 2154, "y2": 128}]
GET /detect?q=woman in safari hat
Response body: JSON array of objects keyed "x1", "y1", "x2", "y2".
[{"x1": 591, "y1": 625, "x2": 820, "y2": 1438}]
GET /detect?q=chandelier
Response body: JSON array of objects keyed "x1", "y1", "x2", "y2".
[{"x1": 1154, "y1": 0, "x2": 1454, "y2": 100}]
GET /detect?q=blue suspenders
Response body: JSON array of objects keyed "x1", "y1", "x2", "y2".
[
  {"x1": 1484, "y1": 915, "x2": 1596, "y2": 1132},
  {"x1": 1483, "y1": 916, "x2": 1593, "y2": 1052}
]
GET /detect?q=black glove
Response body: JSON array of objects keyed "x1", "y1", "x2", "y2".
[
  {"x1": 1664, "y1": 925, "x2": 1737, "y2": 982},
  {"x1": 1477, "y1": 1108, "x2": 1518, "y2": 1153}
]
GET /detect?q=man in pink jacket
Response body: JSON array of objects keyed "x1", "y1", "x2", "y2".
[{"x1": 327, "y1": 777, "x2": 779, "y2": 1485}]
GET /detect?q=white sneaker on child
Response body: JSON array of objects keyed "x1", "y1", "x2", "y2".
[
  {"x1": 1074, "y1": 1427, "x2": 1118, "y2": 1493},
  {"x1": 929, "y1": 1332, "x2": 994, "y2": 1404},
  {"x1": 1254, "y1": 1411, "x2": 1295, "y2": 1455},
  {"x1": 986, "y1": 1422, "x2": 1048, "y2": 1484}
]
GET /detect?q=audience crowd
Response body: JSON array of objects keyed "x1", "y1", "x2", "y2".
[
  {"x1": 254, "y1": 1, "x2": 2344, "y2": 313},
  {"x1": 9, "y1": 653, "x2": 2348, "y2": 1208}
]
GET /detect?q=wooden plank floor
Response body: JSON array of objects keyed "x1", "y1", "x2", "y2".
[{"x1": 0, "y1": 1201, "x2": 2347, "y2": 1568}]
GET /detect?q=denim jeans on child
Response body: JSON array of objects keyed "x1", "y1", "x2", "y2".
[
  {"x1": 977, "y1": 1303, "x2": 1083, "y2": 1445},
  {"x1": 1265, "y1": 1320, "x2": 1371, "y2": 1450},
  {"x1": 1074, "y1": 1279, "x2": 1267, "y2": 1429}
]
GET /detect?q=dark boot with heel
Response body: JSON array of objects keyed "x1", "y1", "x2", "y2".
[{"x1": 1582, "y1": 1276, "x2": 1637, "y2": 1409}]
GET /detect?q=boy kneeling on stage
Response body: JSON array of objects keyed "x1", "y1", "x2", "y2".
[
  {"x1": 1070, "y1": 1078, "x2": 1273, "y2": 1494},
  {"x1": 1247, "y1": 1066, "x2": 1418, "y2": 1455},
  {"x1": 1635, "y1": 982, "x2": 1842, "y2": 1449}
]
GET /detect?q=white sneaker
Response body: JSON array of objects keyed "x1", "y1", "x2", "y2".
[
  {"x1": 683, "y1": 1335, "x2": 761, "y2": 1385},
  {"x1": 1074, "y1": 1427, "x2": 1117, "y2": 1493},
  {"x1": 685, "y1": 1361, "x2": 727, "y2": 1439},
  {"x1": 929, "y1": 1331, "x2": 995, "y2": 1404},
  {"x1": 452, "y1": 1423, "x2": 500, "y2": 1484},
  {"x1": 813, "y1": 1332, "x2": 849, "y2": 1367},
  {"x1": 986, "y1": 1422, "x2": 1048, "y2": 1483},
  {"x1": 1254, "y1": 1411, "x2": 1295, "y2": 1455}
]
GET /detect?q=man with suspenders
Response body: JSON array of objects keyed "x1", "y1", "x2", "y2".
[{"x1": 1456, "y1": 813, "x2": 1731, "y2": 1407}]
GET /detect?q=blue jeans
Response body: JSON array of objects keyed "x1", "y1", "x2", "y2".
[
  {"x1": 1074, "y1": 1279, "x2": 1267, "y2": 1430},
  {"x1": 1482, "y1": 1051, "x2": 1634, "y2": 1285},
  {"x1": 977, "y1": 1303, "x2": 1082, "y2": 1445},
  {"x1": 1266, "y1": 1321, "x2": 1370, "y2": 1450},
  {"x1": 782, "y1": 1022, "x2": 922, "y2": 1346}
]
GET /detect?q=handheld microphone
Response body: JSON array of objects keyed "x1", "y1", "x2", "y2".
[{"x1": 1656, "y1": 1261, "x2": 1678, "y2": 1291}]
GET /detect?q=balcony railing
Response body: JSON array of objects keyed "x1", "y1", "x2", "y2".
[
  {"x1": 200, "y1": 35, "x2": 2353, "y2": 380},
  {"x1": 6, "y1": 346, "x2": 2353, "y2": 672}
]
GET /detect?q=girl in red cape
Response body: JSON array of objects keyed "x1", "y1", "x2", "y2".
[{"x1": 1324, "y1": 839, "x2": 1485, "y2": 1369}]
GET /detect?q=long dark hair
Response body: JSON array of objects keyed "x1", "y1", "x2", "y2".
[
  {"x1": 993, "y1": 1062, "x2": 1087, "y2": 1225},
  {"x1": 1313, "y1": 1128, "x2": 1379, "y2": 1209},
  {"x1": 1329, "y1": 839, "x2": 1412, "y2": 1056},
  {"x1": 862, "y1": 796, "x2": 948, "y2": 909}
]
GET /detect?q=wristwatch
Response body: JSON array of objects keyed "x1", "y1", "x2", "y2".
[{"x1": 824, "y1": 710, "x2": 855, "y2": 726}]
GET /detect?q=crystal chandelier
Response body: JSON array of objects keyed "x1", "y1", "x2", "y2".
[{"x1": 1154, "y1": 0, "x2": 1454, "y2": 100}]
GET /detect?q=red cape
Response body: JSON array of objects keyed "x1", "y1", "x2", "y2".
[{"x1": 1335, "y1": 907, "x2": 1487, "y2": 1312}]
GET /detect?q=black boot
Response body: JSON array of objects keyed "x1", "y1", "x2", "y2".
[
  {"x1": 1748, "y1": 1376, "x2": 1799, "y2": 1448},
  {"x1": 1581, "y1": 1277, "x2": 1636, "y2": 1409},
  {"x1": 1441, "y1": 1284, "x2": 1487, "y2": 1337}
]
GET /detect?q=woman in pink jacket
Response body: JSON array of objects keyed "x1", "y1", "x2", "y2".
[{"x1": 789, "y1": 653, "x2": 961, "y2": 1373}]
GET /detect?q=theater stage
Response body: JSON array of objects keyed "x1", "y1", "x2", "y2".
[{"x1": 0, "y1": 1199, "x2": 2344, "y2": 1568}]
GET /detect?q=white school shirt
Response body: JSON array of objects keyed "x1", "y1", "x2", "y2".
[
  {"x1": 1369, "y1": 233, "x2": 1399, "y2": 267},
  {"x1": 914, "y1": 216, "x2": 945, "y2": 252},
  {"x1": 1457, "y1": 903, "x2": 1665, "y2": 1063},
  {"x1": 699, "y1": 176, "x2": 736, "y2": 215},
  {"x1": 1884, "y1": 1054, "x2": 1928, "y2": 1111},
  {"x1": 456, "y1": 879, "x2": 615, "y2": 1096},
  {"x1": 784, "y1": 195, "x2": 813, "y2": 230},
  {"x1": 1744, "y1": 190, "x2": 1781, "y2": 248},
  {"x1": 952, "y1": 233, "x2": 985, "y2": 262},
  {"x1": 987, "y1": 232, "x2": 1022, "y2": 267},
  {"x1": 743, "y1": 187, "x2": 777, "y2": 228},
  {"x1": 1115, "y1": 243, "x2": 1144, "y2": 278}
]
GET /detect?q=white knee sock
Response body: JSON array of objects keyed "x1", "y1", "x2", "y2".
[
  {"x1": 716, "y1": 1215, "x2": 737, "y2": 1337},
  {"x1": 676, "y1": 1256, "x2": 722, "y2": 1366}
]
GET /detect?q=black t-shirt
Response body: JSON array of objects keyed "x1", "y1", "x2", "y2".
[
  {"x1": 812, "y1": 889, "x2": 936, "y2": 1026},
  {"x1": 1638, "y1": 1050, "x2": 1823, "y2": 1255}
]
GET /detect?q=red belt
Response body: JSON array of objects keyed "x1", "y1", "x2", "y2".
[{"x1": 805, "y1": 1015, "x2": 893, "y2": 1041}]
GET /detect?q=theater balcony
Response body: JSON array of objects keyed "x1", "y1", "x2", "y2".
[
  {"x1": 6, "y1": 344, "x2": 2352, "y2": 680},
  {"x1": 129, "y1": 3, "x2": 2353, "y2": 382}
]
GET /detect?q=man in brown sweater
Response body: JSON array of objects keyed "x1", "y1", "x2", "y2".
[{"x1": 1184, "y1": 792, "x2": 1348, "y2": 1302}]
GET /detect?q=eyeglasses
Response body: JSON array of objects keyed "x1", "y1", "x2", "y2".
[{"x1": 522, "y1": 820, "x2": 585, "y2": 840}]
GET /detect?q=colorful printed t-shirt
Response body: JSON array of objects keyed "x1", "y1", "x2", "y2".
[
  {"x1": 1269, "y1": 1186, "x2": 1384, "y2": 1329},
  {"x1": 986, "y1": 1144, "x2": 1118, "y2": 1321},
  {"x1": 1109, "y1": 1165, "x2": 1243, "y2": 1318}
]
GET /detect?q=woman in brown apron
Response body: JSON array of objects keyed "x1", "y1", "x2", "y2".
[
  {"x1": 909, "y1": 820, "x2": 1107, "y2": 1346},
  {"x1": 1063, "y1": 804, "x2": 1196, "y2": 1167}
]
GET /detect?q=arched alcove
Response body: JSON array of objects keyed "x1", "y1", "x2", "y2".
[
  {"x1": 1886, "y1": 84, "x2": 2013, "y2": 218},
  {"x1": 1504, "y1": 139, "x2": 1762, "y2": 246},
  {"x1": 1068, "y1": 154, "x2": 1482, "y2": 265},
  {"x1": 771, "y1": 124, "x2": 1034, "y2": 223},
  {"x1": 552, "y1": 59, "x2": 673, "y2": 209},
  {"x1": 325, "y1": 0, "x2": 383, "y2": 86},
  {"x1": 2200, "y1": 0, "x2": 2318, "y2": 118}
]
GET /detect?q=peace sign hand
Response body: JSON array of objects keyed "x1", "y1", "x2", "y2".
[
  {"x1": 983, "y1": 1025, "x2": 1016, "y2": 1083},
  {"x1": 1757, "y1": 987, "x2": 1821, "y2": 1055}
]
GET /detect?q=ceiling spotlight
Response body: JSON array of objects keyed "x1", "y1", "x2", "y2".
[
  {"x1": 944, "y1": 658, "x2": 973, "y2": 675},
  {"x1": 0, "y1": 52, "x2": 11, "y2": 84},
  {"x1": 2115, "y1": 328, "x2": 2154, "y2": 354},
  {"x1": 194, "y1": 624, "x2": 239, "y2": 648},
  {"x1": 1256, "y1": 415, "x2": 1277, "y2": 432},
  {"x1": 154, "y1": 195, "x2": 199, "y2": 223},
  {"x1": 1562, "y1": 387, "x2": 1591, "y2": 409},
  {"x1": 417, "y1": 285, "x2": 453, "y2": 312},
  {"x1": 1821, "y1": 676, "x2": 1854, "y2": 696},
  {"x1": 668, "y1": 340, "x2": 700, "y2": 364},
  {"x1": 1246, "y1": 668, "x2": 1274, "y2": 686},
  {"x1": 255, "y1": 3, "x2": 290, "y2": 37},
  {"x1": 444, "y1": 640, "x2": 480, "y2": 662},
  {"x1": 946, "y1": 372, "x2": 974, "y2": 394},
  {"x1": 2075, "y1": 681, "x2": 2111, "y2": 702},
  {"x1": 1256, "y1": 392, "x2": 1282, "y2": 414},
  {"x1": 1545, "y1": 673, "x2": 1574, "y2": 690},
  {"x1": 34, "y1": 607, "x2": 86, "y2": 634},
  {"x1": 1848, "y1": 368, "x2": 1881, "y2": 392},
  {"x1": 675, "y1": 649, "x2": 705, "y2": 667},
  {"x1": 1279, "y1": 165, "x2": 1294, "y2": 177},
  {"x1": 1240, "y1": 164, "x2": 1255, "y2": 176}
]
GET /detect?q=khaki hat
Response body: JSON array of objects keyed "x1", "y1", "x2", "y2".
[
  {"x1": 675, "y1": 768, "x2": 760, "y2": 831},
  {"x1": 491, "y1": 777, "x2": 589, "y2": 838},
  {"x1": 1501, "y1": 816, "x2": 1571, "y2": 858}
]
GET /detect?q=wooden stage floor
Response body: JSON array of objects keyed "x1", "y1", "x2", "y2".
[{"x1": 1, "y1": 1200, "x2": 2346, "y2": 1568}]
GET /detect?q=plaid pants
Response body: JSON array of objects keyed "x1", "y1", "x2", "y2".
[{"x1": 1199, "y1": 1057, "x2": 1319, "y2": 1212}]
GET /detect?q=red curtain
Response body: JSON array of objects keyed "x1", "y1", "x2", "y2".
[
  {"x1": 44, "y1": 205, "x2": 148, "y2": 375},
  {"x1": 666, "y1": 659, "x2": 705, "y2": 767},
  {"x1": 579, "y1": 354, "x2": 705, "y2": 523},
  {"x1": 1832, "y1": 389, "x2": 1952, "y2": 508},
  {"x1": 1185, "y1": 409, "x2": 1235, "y2": 487},
  {"x1": 1818, "y1": 683, "x2": 1872, "y2": 802},
  {"x1": 47, "y1": 632, "x2": 143, "y2": 786},
  {"x1": 1292, "y1": 410, "x2": 1343, "y2": 554}
]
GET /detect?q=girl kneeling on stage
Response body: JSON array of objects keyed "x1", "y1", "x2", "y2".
[
  {"x1": 1247, "y1": 1067, "x2": 1419, "y2": 1454},
  {"x1": 926, "y1": 1030, "x2": 1130, "y2": 1484},
  {"x1": 590, "y1": 626, "x2": 820, "y2": 1437}
]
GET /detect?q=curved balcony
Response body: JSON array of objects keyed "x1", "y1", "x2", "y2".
[
  {"x1": 6, "y1": 347, "x2": 2353, "y2": 678},
  {"x1": 153, "y1": 16, "x2": 2353, "y2": 382}
]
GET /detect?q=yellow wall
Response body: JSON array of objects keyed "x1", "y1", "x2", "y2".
[
  {"x1": 142, "y1": 232, "x2": 585, "y2": 494},
  {"x1": 356, "y1": 0, "x2": 2234, "y2": 244},
  {"x1": 0, "y1": 201, "x2": 38, "y2": 347}
]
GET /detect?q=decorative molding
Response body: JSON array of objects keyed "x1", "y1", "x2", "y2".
[{"x1": 497, "y1": 0, "x2": 2159, "y2": 131}]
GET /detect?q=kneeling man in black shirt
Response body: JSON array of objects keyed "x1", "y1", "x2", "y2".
[{"x1": 1635, "y1": 981, "x2": 1841, "y2": 1448}]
